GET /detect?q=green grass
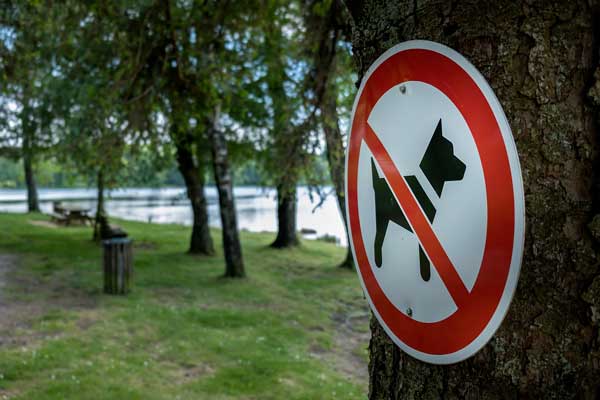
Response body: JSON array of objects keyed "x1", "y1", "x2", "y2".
[{"x1": 0, "y1": 213, "x2": 368, "y2": 399}]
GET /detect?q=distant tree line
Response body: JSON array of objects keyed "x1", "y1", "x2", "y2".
[{"x1": 0, "y1": 153, "x2": 330, "y2": 189}]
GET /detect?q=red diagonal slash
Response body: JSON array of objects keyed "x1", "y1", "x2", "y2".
[{"x1": 363, "y1": 122, "x2": 470, "y2": 308}]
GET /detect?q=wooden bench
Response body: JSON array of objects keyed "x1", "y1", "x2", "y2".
[
  {"x1": 65, "y1": 210, "x2": 93, "y2": 226},
  {"x1": 50, "y1": 212, "x2": 68, "y2": 225},
  {"x1": 50, "y1": 202, "x2": 92, "y2": 226}
]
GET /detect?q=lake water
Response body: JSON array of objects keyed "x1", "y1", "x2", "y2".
[{"x1": 0, "y1": 186, "x2": 348, "y2": 246}]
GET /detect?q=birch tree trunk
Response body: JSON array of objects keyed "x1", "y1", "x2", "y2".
[
  {"x1": 208, "y1": 109, "x2": 245, "y2": 278},
  {"x1": 346, "y1": 0, "x2": 600, "y2": 397}
]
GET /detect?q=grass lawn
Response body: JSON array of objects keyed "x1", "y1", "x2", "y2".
[{"x1": 0, "y1": 213, "x2": 369, "y2": 400}]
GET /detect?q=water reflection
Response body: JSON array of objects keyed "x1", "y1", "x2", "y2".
[{"x1": 0, "y1": 186, "x2": 347, "y2": 246}]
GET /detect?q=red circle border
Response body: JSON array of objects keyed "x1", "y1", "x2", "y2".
[{"x1": 347, "y1": 48, "x2": 515, "y2": 355}]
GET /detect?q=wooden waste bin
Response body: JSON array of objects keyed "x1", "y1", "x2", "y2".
[{"x1": 102, "y1": 238, "x2": 133, "y2": 294}]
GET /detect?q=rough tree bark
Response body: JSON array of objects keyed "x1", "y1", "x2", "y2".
[
  {"x1": 174, "y1": 129, "x2": 215, "y2": 256},
  {"x1": 21, "y1": 114, "x2": 39, "y2": 213},
  {"x1": 346, "y1": 0, "x2": 600, "y2": 398},
  {"x1": 208, "y1": 109, "x2": 245, "y2": 278}
]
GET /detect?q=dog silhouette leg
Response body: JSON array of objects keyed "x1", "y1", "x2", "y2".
[
  {"x1": 419, "y1": 245, "x2": 431, "y2": 281},
  {"x1": 374, "y1": 220, "x2": 388, "y2": 267}
]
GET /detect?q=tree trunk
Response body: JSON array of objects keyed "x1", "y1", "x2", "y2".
[
  {"x1": 208, "y1": 109, "x2": 245, "y2": 278},
  {"x1": 271, "y1": 185, "x2": 299, "y2": 248},
  {"x1": 305, "y1": 0, "x2": 354, "y2": 266},
  {"x1": 322, "y1": 85, "x2": 354, "y2": 268},
  {"x1": 347, "y1": 0, "x2": 600, "y2": 398},
  {"x1": 93, "y1": 169, "x2": 106, "y2": 242},
  {"x1": 22, "y1": 125, "x2": 39, "y2": 213},
  {"x1": 265, "y1": 23, "x2": 302, "y2": 249},
  {"x1": 175, "y1": 136, "x2": 215, "y2": 255}
]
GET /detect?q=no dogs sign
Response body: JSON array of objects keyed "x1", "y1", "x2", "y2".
[{"x1": 345, "y1": 41, "x2": 525, "y2": 364}]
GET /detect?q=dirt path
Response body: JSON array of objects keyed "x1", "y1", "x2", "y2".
[
  {"x1": 0, "y1": 255, "x2": 17, "y2": 309},
  {"x1": 331, "y1": 303, "x2": 370, "y2": 384},
  {"x1": 0, "y1": 254, "x2": 98, "y2": 348},
  {"x1": 0, "y1": 254, "x2": 29, "y2": 347},
  {"x1": 308, "y1": 299, "x2": 370, "y2": 388}
]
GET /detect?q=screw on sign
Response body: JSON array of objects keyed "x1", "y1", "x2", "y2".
[{"x1": 345, "y1": 41, "x2": 525, "y2": 364}]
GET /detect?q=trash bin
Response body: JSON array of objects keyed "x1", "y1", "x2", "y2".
[{"x1": 103, "y1": 238, "x2": 133, "y2": 294}]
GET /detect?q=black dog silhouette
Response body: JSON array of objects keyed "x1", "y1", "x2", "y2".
[{"x1": 371, "y1": 119, "x2": 465, "y2": 281}]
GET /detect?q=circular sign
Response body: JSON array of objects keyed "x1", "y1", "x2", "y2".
[{"x1": 345, "y1": 40, "x2": 525, "y2": 364}]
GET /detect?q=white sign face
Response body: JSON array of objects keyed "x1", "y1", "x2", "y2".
[{"x1": 345, "y1": 40, "x2": 525, "y2": 364}]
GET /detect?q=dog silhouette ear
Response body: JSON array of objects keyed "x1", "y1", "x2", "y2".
[
  {"x1": 432, "y1": 119, "x2": 443, "y2": 139},
  {"x1": 419, "y1": 119, "x2": 466, "y2": 197}
]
